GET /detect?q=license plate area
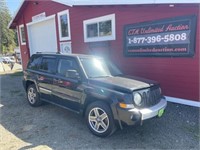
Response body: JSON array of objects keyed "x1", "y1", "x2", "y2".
[{"x1": 158, "y1": 108, "x2": 165, "y2": 117}]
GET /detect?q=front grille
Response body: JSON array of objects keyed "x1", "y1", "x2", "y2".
[{"x1": 134, "y1": 86, "x2": 162, "y2": 108}]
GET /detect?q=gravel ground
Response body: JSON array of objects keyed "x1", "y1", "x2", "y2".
[{"x1": 0, "y1": 71, "x2": 199, "y2": 150}]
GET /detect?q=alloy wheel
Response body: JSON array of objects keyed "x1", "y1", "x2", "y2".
[
  {"x1": 88, "y1": 107, "x2": 109, "y2": 133},
  {"x1": 28, "y1": 87, "x2": 37, "y2": 104}
]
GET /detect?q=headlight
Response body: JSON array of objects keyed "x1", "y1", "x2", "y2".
[{"x1": 133, "y1": 93, "x2": 142, "y2": 106}]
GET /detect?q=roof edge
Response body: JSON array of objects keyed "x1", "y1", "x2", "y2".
[
  {"x1": 8, "y1": 0, "x2": 200, "y2": 29},
  {"x1": 8, "y1": 0, "x2": 25, "y2": 29},
  {"x1": 59, "y1": 0, "x2": 200, "y2": 6},
  {"x1": 52, "y1": 0, "x2": 73, "y2": 7}
]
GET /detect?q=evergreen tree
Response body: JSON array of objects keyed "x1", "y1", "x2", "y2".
[{"x1": 0, "y1": 0, "x2": 17, "y2": 54}]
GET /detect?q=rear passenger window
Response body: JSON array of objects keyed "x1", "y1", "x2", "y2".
[
  {"x1": 27, "y1": 55, "x2": 42, "y2": 70},
  {"x1": 40, "y1": 58, "x2": 56, "y2": 73}
]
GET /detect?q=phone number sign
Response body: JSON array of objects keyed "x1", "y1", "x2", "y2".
[{"x1": 123, "y1": 15, "x2": 197, "y2": 57}]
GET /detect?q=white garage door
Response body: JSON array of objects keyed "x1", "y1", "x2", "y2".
[{"x1": 27, "y1": 15, "x2": 57, "y2": 56}]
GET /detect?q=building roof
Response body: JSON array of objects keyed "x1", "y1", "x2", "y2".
[
  {"x1": 9, "y1": 0, "x2": 200, "y2": 29},
  {"x1": 53, "y1": 0, "x2": 200, "y2": 6}
]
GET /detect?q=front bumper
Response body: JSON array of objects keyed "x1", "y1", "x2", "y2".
[{"x1": 116, "y1": 98, "x2": 167, "y2": 125}]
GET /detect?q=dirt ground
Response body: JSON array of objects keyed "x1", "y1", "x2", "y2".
[{"x1": 0, "y1": 71, "x2": 199, "y2": 150}]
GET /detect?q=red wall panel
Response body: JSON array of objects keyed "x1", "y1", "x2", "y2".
[
  {"x1": 70, "y1": 5, "x2": 200, "y2": 101},
  {"x1": 17, "y1": 1, "x2": 72, "y2": 69},
  {"x1": 16, "y1": 2, "x2": 199, "y2": 101}
]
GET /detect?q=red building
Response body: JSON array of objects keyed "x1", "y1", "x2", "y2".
[{"x1": 9, "y1": 0, "x2": 200, "y2": 107}]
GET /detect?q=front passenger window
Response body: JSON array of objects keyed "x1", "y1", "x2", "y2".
[{"x1": 57, "y1": 59, "x2": 79, "y2": 77}]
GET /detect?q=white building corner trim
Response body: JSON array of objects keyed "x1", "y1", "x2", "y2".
[{"x1": 165, "y1": 96, "x2": 200, "y2": 107}]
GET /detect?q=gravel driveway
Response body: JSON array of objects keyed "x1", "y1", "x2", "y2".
[{"x1": 0, "y1": 71, "x2": 199, "y2": 150}]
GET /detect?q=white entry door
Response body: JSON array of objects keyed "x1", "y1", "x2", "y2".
[{"x1": 27, "y1": 15, "x2": 57, "y2": 56}]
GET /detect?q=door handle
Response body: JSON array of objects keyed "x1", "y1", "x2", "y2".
[
  {"x1": 58, "y1": 80, "x2": 63, "y2": 84},
  {"x1": 53, "y1": 79, "x2": 63, "y2": 84},
  {"x1": 38, "y1": 75, "x2": 44, "y2": 81}
]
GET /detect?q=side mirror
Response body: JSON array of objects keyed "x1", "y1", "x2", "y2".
[{"x1": 66, "y1": 70, "x2": 80, "y2": 79}]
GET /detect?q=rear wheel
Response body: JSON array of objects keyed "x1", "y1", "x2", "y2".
[
  {"x1": 85, "y1": 101, "x2": 116, "y2": 137},
  {"x1": 27, "y1": 84, "x2": 42, "y2": 107}
]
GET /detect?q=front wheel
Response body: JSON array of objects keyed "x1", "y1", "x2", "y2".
[
  {"x1": 27, "y1": 84, "x2": 42, "y2": 107},
  {"x1": 85, "y1": 101, "x2": 116, "y2": 137}
]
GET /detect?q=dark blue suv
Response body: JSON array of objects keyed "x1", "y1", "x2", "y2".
[{"x1": 23, "y1": 53, "x2": 167, "y2": 137}]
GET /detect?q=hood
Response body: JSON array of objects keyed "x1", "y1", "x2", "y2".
[{"x1": 88, "y1": 75, "x2": 158, "y2": 93}]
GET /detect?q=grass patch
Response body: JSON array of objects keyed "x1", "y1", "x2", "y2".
[{"x1": 9, "y1": 71, "x2": 23, "y2": 77}]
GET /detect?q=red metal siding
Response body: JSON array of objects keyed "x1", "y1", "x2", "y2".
[
  {"x1": 17, "y1": 1, "x2": 72, "y2": 69},
  {"x1": 16, "y1": 2, "x2": 199, "y2": 101},
  {"x1": 70, "y1": 5, "x2": 200, "y2": 101}
]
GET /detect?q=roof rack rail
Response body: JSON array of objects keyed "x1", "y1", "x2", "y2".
[{"x1": 36, "y1": 51, "x2": 61, "y2": 54}]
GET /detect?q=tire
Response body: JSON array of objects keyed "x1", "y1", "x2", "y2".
[
  {"x1": 85, "y1": 101, "x2": 116, "y2": 137},
  {"x1": 27, "y1": 84, "x2": 42, "y2": 107}
]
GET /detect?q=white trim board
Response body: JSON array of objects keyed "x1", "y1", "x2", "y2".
[
  {"x1": 26, "y1": 15, "x2": 56, "y2": 27},
  {"x1": 16, "y1": 27, "x2": 24, "y2": 70},
  {"x1": 57, "y1": 10, "x2": 71, "y2": 41},
  {"x1": 165, "y1": 96, "x2": 200, "y2": 107}
]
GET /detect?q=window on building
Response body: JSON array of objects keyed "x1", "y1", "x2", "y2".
[
  {"x1": 19, "y1": 24, "x2": 26, "y2": 45},
  {"x1": 83, "y1": 14, "x2": 116, "y2": 42},
  {"x1": 57, "y1": 10, "x2": 71, "y2": 41}
]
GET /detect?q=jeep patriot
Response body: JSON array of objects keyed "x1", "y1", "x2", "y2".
[{"x1": 23, "y1": 53, "x2": 167, "y2": 137}]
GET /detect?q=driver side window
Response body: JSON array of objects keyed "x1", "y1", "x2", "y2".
[{"x1": 57, "y1": 58, "x2": 79, "y2": 78}]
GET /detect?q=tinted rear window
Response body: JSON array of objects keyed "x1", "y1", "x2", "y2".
[
  {"x1": 40, "y1": 57, "x2": 56, "y2": 73},
  {"x1": 27, "y1": 55, "x2": 42, "y2": 70}
]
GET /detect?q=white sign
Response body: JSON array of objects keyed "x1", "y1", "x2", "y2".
[
  {"x1": 32, "y1": 12, "x2": 46, "y2": 22},
  {"x1": 60, "y1": 42, "x2": 72, "y2": 54}
]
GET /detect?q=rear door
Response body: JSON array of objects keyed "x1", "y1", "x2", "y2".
[
  {"x1": 52, "y1": 56, "x2": 83, "y2": 111},
  {"x1": 37, "y1": 56, "x2": 57, "y2": 101}
]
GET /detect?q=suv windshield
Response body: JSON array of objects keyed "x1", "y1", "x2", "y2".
[{"x1": 80, "y1": 57, "x2": 123, "y2": 78}]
